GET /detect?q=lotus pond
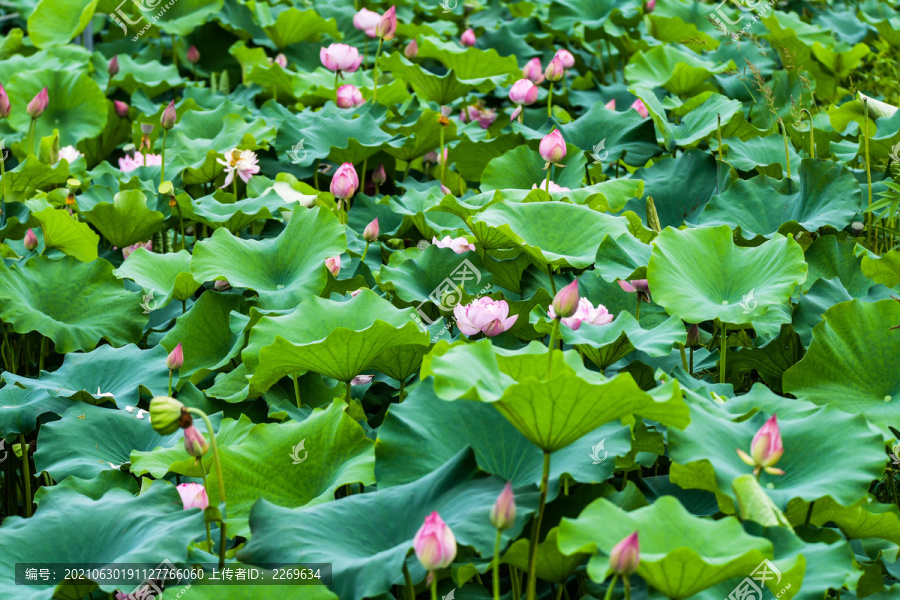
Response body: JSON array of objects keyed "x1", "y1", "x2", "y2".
[{"x1": 1, "y1": 0, "x2": 900, "y2": 598}]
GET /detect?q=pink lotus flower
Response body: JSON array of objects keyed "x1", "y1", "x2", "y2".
[
  {"x1": 509, "y1": 79, "x2": 539, "y2": 105},
  {"x1": 605, "y1": 99, "x2": 616, "y2": 110},
  {"x1": 554, "y1": 49, "x2": 575, "y2": 68},
  {"x1": 618, "y1": 279, "x2": 650, "y2": 301},
  {"x1": 544, "y1": 56, "x2": 565, "y2": 82},
  {"x1": 26, "y1": 87, "x2": 48, "y2": 118},
  {"x1": 108, "y1": 55, "x2": 119, "y2": 77},
  {"x1": 405, "y1": 40, "x2": 419, "y2": 59},
  {"x1": 737, "y1": 414, "x2": 785, "y2": 477},
  {"x1": 609, "y1": 532, "x2": 640, "y2": 576},
  {"x1": 549, "y1": 297, "x2": 613, "y2": 330},
  {"x1": 0, "y1": 83, "x2": 10, "y2": 119},
  {"x1": 531, "y1": 181, "x2": 570, "y2": 193},
  {"x1": 166, "y1": 343, "x2": 184, "y2": 370},
  {"x1": 118, "y1": 152, "x2": 163, "y2": 173},
  {"x1": 454, "y1": 297, "x2": 518, "y2": 337},
  {"x1": 550, "y1": 280, "x2": 579, "y2": 319},
  {"x1": 58, "y1": 145, "x2": 82, "y2": 164},
  {"x1": 326, "y1": 256, "x2": 342, "y2": 276},
  {"x1": 176, "y1": 482, "x2": 208, "y2": 510},
  {"x1": 461, "y1": 29, "x2": 476, "y2": 47},
  {"x1": 122, "y1": 240, "x2": 152, "y2": 259},
  {"x1": 363, "y1": 218, "x2": 379, "y2": 242},
  {"x1": 353, "y1": 8, "x2": 382, "y2": 37},
  {"x1": 539, "y1": 129, "x2": 566, "y2": 165},
  {"x1": 646, "y1": 0, "x2": 656, "y2": 12},
  {"x1": 490, "y1": 482, "x2": 516, "y2": 530},
  {"x1": 320, "y1": 44, "x2": 363, "y2": 74},
  {"x1": 351, "y1": 374, "x2": 374, "y2": 385},
  {"x1": 160, "y1": 100, "x2": 177, "y2": 130},
  {"x1": 183, "y1": 425, "x2": 208, "y2": 457},
  {"x1": 23, "y1": 229, "x2": 37, "y2": 251},
  {"x1": 331, "y1": 162, "x2": 359, "y2": 200},
  {"x1": 113, "y1": 100, "x2": 129, "y2": 118},
  {"x1": 432, "y1": 235, "x2": 475, "y2": 253},
  {"x1": 522, "y1": 57, "x2": 544, "y2": 84},
  {"x1": 336, "y1": 84, "x2": 365, "y2": 108},
  {"x1": 372, "y1": 163, "x2": 387, "y2": 185},
  {"x1": 376, "y1": 6, "x2": 397, "y2": 40},
  {"x1": 186, "y1": 46, "x2": 200, "y2": 64},
  {"x1": 217, "y1": 149, "x2": 260, "y2": 188},
  {"x1": 414, "y1": 512, "x2": 457, "y2": 571},
  {"x1": 460, "y1": 104, "x2": 497, "y2": 129},
  {"x1": 631, "y1": 99, "x2": 649, "y2": 118},
  {"x1": 273, "y1": 53, "x2": 287, "y2": 68}
]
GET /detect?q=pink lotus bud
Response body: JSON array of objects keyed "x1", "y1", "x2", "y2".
[
  {"x1": 274, "y1": 53, "x2": 287, "y2": 68},
  {"x1": 363, "y1": 218, "x2": 379, "y2": 242},
  {"x1": 544, "y1": 56, "x2": 565, "y2": 82},
  {"x1": 26, "y1": 87, "x2": 48, "y2": 119},
  {"x1": 618, "y1": 279, "x2": 650, "y2": 297},
  {"x1": 461, "y1": 29, "x2": 476, "y2": 47},
  {"x1": 737, "y1": 414, "x2": 785, "y2": 476},
  {"x1": 214, "y1": 279, "x2": 231, "y2": 291},
  {"x1": 161, "y1": 100, "x2": 177, "y2": 130},
  {"x1": 108, "y1": 55, "x2": 119, "y2": 77},
  {"x1": 187, "y1": 46, "x2": 200, "y2": 64},
  {"x1": 330, "y1": 162, "x2": 359, "y2": 200},
  {"x1": 183, "y1": 425, "x2": 208, "y2": 457},
  {"x1": 0, "y1": 82, "x2": 9, "y2": 119},
  {"x1": 114, "y1": 100, "x2": 129, "y2": 118},
  {"x1": 325, "y1": 256, "x2": 342, "y2": 277},
  {"x1": 353, "y1": 8, "x2": 382, "y2": 37},
  {"x1": 490, "y1": 482, "x2": 516, "y2": 530},
  {"x1": 646, "y1": 0, "x2": 656, "y2": 12},
  {"x1": 372, "y1": 164, "x2": 387, "y2": 185},
  {"x1": 336, "y1": 84, "x2": 365, "y2": 108},
  {"x1": 554, "y1": 49, "x2": 575, "y2": 68},
  {"x1": 686, "y1": 324, "x2": 700, "y2": 347},
  {"x1": 630, "y1": 98, "x2": 649, "y2": 119},
  {"x1": 439, "y1": 183, "x2": 451, "y2": 196},
  {"x1": 414, "y1": 512, "x2": 457, "y2": 571},
  {"x1": 376, "y1": 6, "x2": 397, "y2": 40},
  {"x1": 539, "y1": 129, "x2": 566, "y2": 164},
  {"x1": 605, "y1": 99, "x2": 616, "y2": 110},
  {"x1": 551, "y1": 279, "x2": 579, "y2": 319},
  {"x1": 176, "y1": 482, "x2": 208, "y2": 510},
  {"x1": 320, "y1": 44, "x2": 363, "y2": 74},
  {"x1": 351, "y1": 374, "x2": 374, "y2": 385},
  {"x1": 405, "y1": 39, "x2": 419, "y2": 59},
  {"x1": 166, "y1": 343, "x2": 184, "y2": 370},
  {"x1": 23, "y1": 229, "x2": 38, "y2": 251},
  {"x1": 509, "y1": 79, "x2": 539, "y2": 105},
  {"x1": 609, "y1": 532, "x2": 640, "y2": 576},
  {"x1": 522, "y1": 58, "x2": 544, "y2": 84}
]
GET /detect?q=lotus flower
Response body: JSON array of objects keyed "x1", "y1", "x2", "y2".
[
  {"x1": 461, "y1": 28, "x2": 476, "y2": 47},
  {"x1": 631, "y1": 98, "x2": 648, "y2": 118},
  {"x1": 26, "y1": 87, "x2": 48, "y2": 118},
  {"x1": 363, "y1": 218, "x2": 379, "y2": 242},
  {"x1": 646, "y1": 0, "x2": 656, "y2": 12},
  {"x1": 23, "y1": 229, "x2": 37, "y2": 251},
  {"x1": 539, "y1": 129, "x2": 566, "y2": 166},
  {"x1": 320, "y1": 44, "x2": 363, "y2": 74},
  {"x1": 454, "y1": 297, "x2": 518, "y2": 337},
  {"x1": 58, "y1": 145, "x2": 82, "y2": 164},
  {"x1": 432, "y1": 235, "x2": 475, "y2": 253},
  {"x1": 737, "y1": 414, "x2": 785, "y2": 477},
  {"x1": 509, "y1": 79, "x2": 539, "y2": 105},
  {"x1": 122, "y1": 240, "x2": 152, "y2": 259},
  {"x1": 351, "y1": 374, "x2": 374, "y2": 385},
  {"x1": 522, "y1": 57, "x2": 544, "y2": 84},
  {"x1": 166, "y1": 343, "x2": 184, "y2": 370},
  {"x1": 331, "y1": 162, "x2": 359, "y2": 200},
  {"x1": 176, "y1": 483, "x2": 208, "y2": 510},
  {"x1": 375, "y1": 6, "x2": 397, "y2": 40},
  {"x1": 554, "y1": 48, "x2": 575, "y2": 68},
  {"x1": 544, "y1": 56, "x2": 565, "y2": 82},
  {"x1": 609, "y1": 532, "x2": 640, "y2": 576},
  {"x1": 618, "y1": 279, "x2": 650, "y2": 301},
  {"x1": 490, "y1": 483, "x2": 516, "y2": 530},
  {"x1": 217, "y1": 149, "x2": 260, "y2": 188},
  {"x1": 549, "y1": 297, "x2": 613, "y2": 330},
  {"x1": 118, "y1": 152, "x2": 162, "y2": 173},
  {"x1": 336, "y1": 84, "x2": 365, "y2": 108},
  {"x1": 531, "y1": 181, "x2": 570, "y2": 193},
  {"x1": 405, "y1": 40, "x2": 419, "y2": 58},
  {"x1": 186, "y1": 46, "x2": 200, "y2": 64},
  {"x1": 108, "y1": 55, "x2": 119, "y2": 77},
  {"x1": 273, "y1": 53, "x2": 287, "y2": 68},
  {"x1": 183, "y1": 425, "x2": 208, "y2": 457},
  {"x1": 0, "y1": 83, "x2": 9, "y2": 119},
  {"x1": 460, "y1": 104, "x2": 497, "y2": 129},
  {"x1": 353, "y1": 8, "x2": 382, "y2": 37},
  {"x1": 414, "y1": 512, "x2": 457, "y2": 571},
  {"x1": 113, "y1": 100, "x2": 129, "y2": 118},
  {"x1": 372, "y1": 164, "x2": 387, "y2": 185},
  {"x1": 214, "y1": 280, "x2": 231, "y2": 291},
  {"x1": 551, "y1": 280, "x2": 579, "y2": 318},
  {"x1": 605, "y1": 99, "x2": 616, "y2": 110},
  {"x1": 160, "y1": 100, "x2": 177, "y2": 129},
  {"x1": 326, "y1": 256, "x2": 342, "y2": 276}
]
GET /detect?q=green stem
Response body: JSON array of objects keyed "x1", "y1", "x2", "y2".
[
  {"x1": 778, "y1": 119, "x2": 791, "y2": 179},
  {"x1": 511, "y1": 567, "x2": 521, "y2": 600},
  {"x1": 27, "y1": 119, "x2": 36, "y2": 157},
  {"x1": 679, "y1": 344, "x2": 688, "y2": 372},
  {"x1": 547, "y1": 82, "x2": 553, "y2": 117},
  {"x1": 804, "y1": 500, "x2": 816, "y2": 525},
  {"x1": 403, "y1": 562, "x2": 415, "y2": 600},
  {"x1": 547, "y1": 319, "x2": 559, "y2": 377},
  {"x1": 233, "y1": 176, "x2": 238, "y2": 201},
  {"x1": 548, "y1": 265, "x2": 557, "y2": 296},
  {"x1": 160, "y1": 129, "x2": 168, "y2": 183},
  {"x1": 800, "y1": 108, "x2": 815, "y2": 158},
  {"x1": 168, "y1": 369, "x2": 173, "y2": 397},
  {"x1": 525, "y1": 452, "x2": 551, "y2": 600},
  {"x1": 716, "y1": 113, "x2": 722, "y2": 161},
  {"x1": 175, "y1": 203, "x2": 186, "y2": 250},
  {"x1": 602, "y1": 574, "x2": 618, "y2": 600},
  {"x1": 635, "y1": 296, "x2": 641, "y2": 320},
  {"x1": 493, "y1": 528, "x2": 502, "y2": 600},
  {"x1": 719, "y1": 320, "x2": 727, "y2": 384},
  {"x1": 38, "y1": 336, "x2": 45, "y2": 374},
  {"x1": 291, "y1": 372, "x2": 302, "y2": 409},
  {"x1": 19, "y1": 433, "x2": 31, "y2": 517},
  {"x1": 545, "y1": 168, "x2": 551, "y2": 193},
  {"x1": 199, "y1": 467, "x2": 214, "y2": 549},
  {"x1": 372, "y1": 38, "x2": 384, "y2": 102},
  {"x1": 187, "y1": 408, "x2": 227, "y2": 569},
  {"x1": 346, "y1": 380, "x2": 352, "y2": 404},
  {"x1": 431, "y1": 573, "x2": 438, "y2": 600},
  {"x1": 399, "y1": 377, "x2": 405, "y2": 402},
  {"x1": 1, "y1": 147, "x2": 6, "y2": 228},
  {"x1": 439, "y1": 125, "x2": 446, "y2": 185},
  {"x1": 623, "y1": 576, "x2": 631, "y2": 600},
  {"x1": 863, "y1": 99, "x2": 873, "y2": 249}
]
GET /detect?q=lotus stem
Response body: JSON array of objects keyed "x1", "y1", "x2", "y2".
[
  {"x1": 168, "y1": 369, "x2": 174, "y2": 396},
  {"x1": 26, "y1": 118, "x2": 36, "y2": 157},
  {"x1": 511, "y1": 567, "x2": 521, "y2": 600},
  {"x1": 345, "y1": 380, "x2": 352, "y2": 404},
  {"x1": 602, "y1": 574, "x2": 618, "y2": 600},
  {"x1": 624, "y1": 576, "x2": 632, "y2": 600},
  {"x1": 160, "y1": 129, "x2": 168, "y2": 183},
  {"x1": 402, "y1": 562, "x2": 415, "y2": 600},
  {"x1": 492, "y1": 528, "x2": 502, "y2": 600},
  {"x1": 863, "y1": 99, "x2": 873, "y2": 249},
  {"x1": 399, "y1": 377, "x2": 405, "y2": 402},
  {"x1": 716, "y1": 113, "x2": 722, "y2": 161},
  {"x1": 372, "y1": 38, "x2": 384, "y2": 103},
  {"x1": 718, "y1": 320, "x2": 727, "y2": 384},
  {"x1": 291, "y1": 372, "x2": 302, "y2": 409},
  {"x1": 679, "y1": 344, "x2": 688, "y2": 371},
  {"x1": 547, "y1": 319, "x2": 559, "y2": 377},
  {"x1": 186, "y1": 407, "x2": 227, "y2": 568},
  {"x1": 431, "y1": 573, "x2": 438, "y2": 600},
  {"x1": 548, "y1": 264, "x2": 557, "y2": 296},
  {"x1": 199, "y1": 466, "x2": 214, "y2": 549},
  {"x1": 439, "y1": 126, "x2": 446, "y2": 185},
  {"x1": 38, "y1": 336, "x2": 45, "y2": 373},
  {"x1": 547, "y1": 82, "x2": 554, "y2": 117},
  {"x1": 233, "y1": 177, "x2": 238, "y2": 201},
  {"x1": 778, "y1": 119, "x2": 790, "y2": 179},
  {"x1": 19, "y1": 433, "x2": 31, "y2": 517},
  {"x1": 525, "y1": 452, "x2": 551, "y2": 600},
  {"x1": 0, "y1": 148, "x2": 6, "y2": 228},
  {"x1": 800, "y1": 108, "x2": 815, "y2": 158},
  {"x1": 545, "y1": 168, "x2": 551, "y2": 194}
]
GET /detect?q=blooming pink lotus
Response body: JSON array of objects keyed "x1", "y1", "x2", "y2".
[
  {"x1": 609, "y1": 532, "x2": 640, "y2": 576},
  {"x1": 325, "y1": 256, "x2": 342, "y2": 276},
  {"x1": 631, "y1": 98, "x2": 649, "y2": 118},
  {"x1": 122, "y1": 240, "x2": 152, "y2": 259},
  {"x1": 539, "y1": 129, "x2": 566, "y2": 166},
  {"x1": 331, "y1": 162, "x2": 359, "y2": 200},
  {"x1": 460, "y1": 104, "x2": 497, "y2": 129},
  {"x1": 320, "y1": 44, "x2": 363, "y2": 74},
  {"x1": 737, "y1": 414, "x2": 785, "y2": 477},
  {"x1": 461, "y1": 29, "x2": 476, "y2": 47},
  {"x1": 454, "y1": 297, "x2": 518, "y2": 337},
  {"x1": 273, "y1": 53, "x2": 287, "y2": 68},
  {"x1": 118, "y1": 152, "x2": 162, "y2": 173},
  {"x1": 554, "y1": 49, "x2": 575, "y2": 68},
  {"x1": 353, "y1": 8, "x2": 381, "y2": 37},
  {"x1": 549, "y1": 297, "x2": 613, "y2": 330},
  {"x1": 414, "y1": 512, "x2": 457, "y2": 571},
  {"x1": 58, "y1": 145, "x2": 82, "y2": 164},
  {"x1": 522, "y1": 57, "x2": 544, "y2": 84},
  {"x1": 176, "y1": 482, "x2": 209, "y2": 510},
  {"x1": 375, "y1": 6, "x2": 397, "y2": 40},
  {"x1": 0, "y1": 83, "x2": 9, "y2": 119},
  {"x1": 217, "y1": 149, "x2": 260, "y2": 188},
  {"x1": 509, "y1": 79, "x2": 539, "y2": 105},
  {"x1": 531, "y1": 181, "x2": 570, "y2": 193},
  {"x1": 432, "y1": 235, "x2": 475, "y2": 253},
  {"x1": 618, "y1": 279, "x2": 650, "y2": 300},
  {"x1": 336, "y1": 84, "x2": 365, "y2": 108}
]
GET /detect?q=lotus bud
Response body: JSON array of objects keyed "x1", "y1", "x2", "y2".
[
  {"x1": 414, "y1": 512, "x2": 457, "y2": 571},
  {"x1": 183, "y1": 425, "x2": 209, "y2": 457},
  {"x1": 176, "y1": 482, "x2": 208, "y2": 510},
  {"x1": 149, "y1": 396, "x2": 190, "y2": 435},
  {"x1": 23, "y1": 229, "x2": 38, "y2": 251},
  {"x1": 609, "y1": 532, "x2": 640, "y2": 576},
  {"x1": 274, "y1": 53, "x2": 287, "y2": 68},
  {"x1": 522, "y1": 57, "x2": 544, "y2": 84},
  {"x1": 372, "y1": 163, "x2": 386, "y2": 185},
  {"x1": 351, "y1": 374, "x2": 374, "y2": 385},
  {"x1": 336, "y1": 84, "x2": 365, "y2": 108},
  {"x1": 539, "y1": 129, "x2": 566, "y2": 164},
  {"x1": 26, "y1": 87, "x2": 48, "y2": 119},
  {"x1": 605, "y1": 98, "x2": 616, "y2": 110},
  {"x1": 166, "y1": 343, "x2": 184, "y2": 370},
  {"x1": 554, "y1": 49, "x2": 575, "y2": 68},
  {"x1": 461, "y1": 28, "x2": 476, "y2": 47},
  {"x1": 363, "y1": 218, "x2": 379, "y2": 242},
  {"x1": 0, "y1": 82, "x2": 11, "y2": 119},
  {"x1": 551, "y1": 280, "x2": 579, "y2": 318},
  {"x1": 405, "y1": 40, "x2": 418, "y2": 59},
  {"x1": 544, "y1": 56, "x2": 565, "y2": 82},
  {"x1": 737, "y1": 414, "x2": 785, "y2": 476},
  {"x1": 375, "y1": 6, "x2": 397, "y2": 40},
  {"x1": 646, "y1": 0, "x2": 656, "y2": 11},
  {"x1": 686, "y1": 324, "x2": 700, "y2": 348},
  {"x1": 214, "y1": 279, "x2": 231, "y2": 291},
  {"x1": 160, "y1": 100, "x2": 177, "y2": 130},
  {"x1": 113, "y1": 100, "x2": 129, "y2": 118},
  {"x1": 330, "y1": 162, "x2": 359, "y2": 200},
  {"x1": 325, "y1": 256, "x2": 342, "y2": 277},
  {"x1": 186, "y1": 46, "x2": 200, "y2": 64},
  {"x1": 108, "y1": 55, "x2": 119, "y2": 77},
  {"x1": 490, "y1": 482, "x2": 516, "y2": 530}
]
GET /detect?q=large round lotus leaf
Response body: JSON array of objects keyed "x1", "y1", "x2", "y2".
[
  {"x1": 173, "y1": 188, "x2": 289, "y2": 233},
  {"x1": 469, "y1": 201, "x2": 630, "y2": 269},
  {"x1": 26, "y1": 0, "x2": 97, "y2": 49},
  {"x1": 421, "y1": 340, "x2": 689, "y2": 452},
  {"x1": 113, "y1": 248, "x2": 202, "y2": 308},
  {"x1": 557, "y1": 496, "x2": 772, "y2": 598},
  {"x1": 480, "y1": 143, "x2": 588, "y2": 191},
  {"x1": 0, "y1": 256, "x2": 145, "y2": 352},
  {"x1": 376, "y1": 377, "x2": 632, "y2": 491},
  {"x1": 783, "y1": 299, "x2": 900, "y2": 434},
  {"x1": 378, "y1": 245, "x2": 494, "y2": 304},
  {"x1": 5, "y1": 69, "x2": 107, "y2": 147},
  {"x1": 0, "y1": 485, "x2": 205, "y2": 600},
  {"x1": 647, "y1": 225, "x2": 808, "y2": 326},
  {"x1": 3, "y1": 343, "x2": 169, "y2": 409},
  {"x1": 0, "y1": 385, "x2": 72, "y2": 437},
  {"x1": 784, "y1": 494, "x2": 900, "y2": 546},
  {"x1": 192, "y1": 206, "x2": 346, "y2": 310},
  {"x1": 204, "y1": 400, "x2": 375, "y2": 537},
  {"x1": 238, "y1": 449, "x2": 538, "y2": 600},
  {"x1": 244, "y1": 290, "x2": 429, "y2": 387},
  {"x1": 669, "y1": 401, "x2": 884, "y2": 509},
  {"x1": 80, "y1": 189, "x2": 166, "y2": 248},
  {"x1": 32, "y1": 206, "x2": 99, "y2": 262},
  {"x1": 697, "y1": 158, "x2": 862, "y2": 239},
  {"x1": 625, "y1": 45, "x2": 734, "y2": 95},
  {"x1": 556, "y1": 102, "x2": 660, "y2": 167}
]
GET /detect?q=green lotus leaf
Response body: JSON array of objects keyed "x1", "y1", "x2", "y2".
[
  {"x1": 26, "y1": 0, "x2": 97, "y2": 49},
  {"x1": 108, "y1": 54, "x2": 185, "y2": 97},
  {"x1": 237, "y1": 449, "x2": 538, "y2": 600},
  {"x1": 244, "y1": 290, "x2": 429, "y2": 388},
  {"x1": 380, "y1": 52, "x2": 477, "y2": 105},
  {"x1": 32, "y1": 207, "x2": 99, "y2": 262},
  {"x1": 556, "y1": 102, "x2": 659, "y2": 167},
  {"x1": 260, "y1": 7, "x2": 340, "y2": 47},
  {"x1": 80, "y1": 189, "x2": 165, "y2": 248},
  {"x1": 204, "y1": 400, "x2": 375, "y2": 536},
  {"x1": 861, "y1": 248, "x2": 900, "y2": 288},
  {"x1": 625, "y1": 45, "x2": 734, "y2": 96},
  {"x1": 557, "y1": 495, "x2": 772, "y2": 598},
  {"x1": 421, "y1": 340, "x2": 689, "y2": 452},
  {"x1": 785, "y1": 495, "x2": 900, "y2": 546},
  {"x1": 191, "y1": 206, "x2": 345, "y2": 310},
  {"x1": 0, "y1": 384, "x2": 72, "y2": 437},
  {"x1": 449, "y1": 134, "x2": 523, "y2": 182},
  {"x1": 547, "y1": 0, "x2": 643, "y2": 37},
  {"x1": 378, "y1": 245, "x2": 493, "y2": 304},
  {"x1": 0, "y1": 485, "x2": 205, "y2": 600},
  {"x1": 803, "y1": 235, "x2": 875, "y2": 295},
  {"x1": 366, "y1": 344, "x2": 430, "y2": 383},
  {"x1": 783, "y1": 299, "x2": 900, "y2": 434},
  {"x1": 502, "y1": 528, "x2": 588, "y2": 584},
  {"x1": 416, "y1": 37, "x2": 520, "y2": 84},
  {"x1": 594, "y1": 233, "x2": 652, "y2": 282},
  {"x1": 137, "y1": 0, "x2": 225, "y2": 35},
  {"x1": 715, "y1": 135, "x2": 804, "y2": 177},
  {"x1": 697, "y1": 159, "x2": 862, "y2": 239},
  {"x1": 0, "y1": 256, "x2": 144, "y2": 352},
  {"x1": 481, "y1": 143, "x2": 587, "y2": 191},
  {"x1": 385, "y1": 109, "x2": 456, "y2": 162},
  {"x1": 113, "y1": 248, "x2": 201, "y2": 308},
  {"x1": 3, "y1": 343, "x2": 168, "y2": 409},
  {"x1": 732, "y1": 474, "x2": 793, "y2": 529},
  {"x1": 647, "y1": 225, "x2": 808, "y2": 326},
  {"x1": 469, "y1": 201, "x2": 629, "y2": 269},
  {"x1": 173, "y1": 188, "x2": 290, "y2": 233},
  {"x1": 32, "y1": 470, "x2": 139, "y2": 505}
]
